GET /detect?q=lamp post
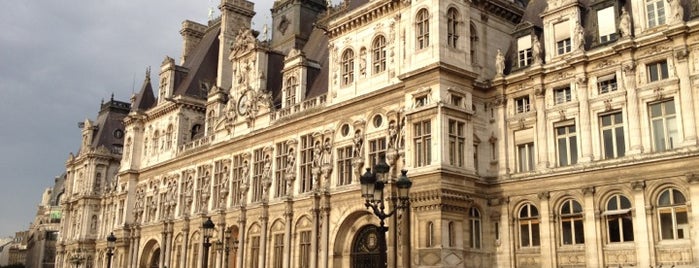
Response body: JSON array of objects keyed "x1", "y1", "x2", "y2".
[
  {"x1": 359, "y1": 156, "x2": 412, "y2": 268},
  {"x1": 106, "y1": 232, "x2": 116, "y2": 268},
  {"x1": 223, "y1": 229, "x2": 231, "y2": 268},
  {"x1": 202, "y1": 217, "x2": 215, "y2": 268}
]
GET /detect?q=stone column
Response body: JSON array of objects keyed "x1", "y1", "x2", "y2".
[
  {"x1": 163, "y1": 224, "x2": 173, "y2": 268},
  {"x1": 495, "y1": 96, "x2": 509, "y2": 176},
  {"x1": 283, "y1": 200, "x2": 293, "y2": 268},
  {"x1": 686, "y1": 174, "x2": 699, "y2": 264},
  {"x1": 181, "y1": 226, "x2": 189, "y2": 268},
  {"x1": 582, "y1": 187, "x2": 600, "y2": 266},
  {"x1": 535, "y1": 89, "x2": 549, "y2": 168},
  {"x1": 320, "y1": 194, "x2": 331, "y2": 268},
  {"x1": 623, "y1": 63, "x2": 643, "y2": 154},
  {"x1": 236, "y1": 209, "x2": 246, "y2": 268},
  {"x1": 538, "y1": 192, "x2": 555, "y2": 268},
  {"x1": 577, "y1": 76, "x2": 594, "y2": 162},
  {"x1": 259, "y1": 207, "x2": 269, "y2": 268},
  {"x1": 675, "y1": 49, "x2": 698, "y2": 146},
  {"x1": 631, "y1": 181, "x2": 651, "y2": 267},
  {"x1": 310, "y1": 193, "x2": 320, "y2": 268}
]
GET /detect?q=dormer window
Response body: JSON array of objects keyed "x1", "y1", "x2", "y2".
[
  {"x1": 341, "y1": 49, "x2": 355, "y2": 85},
  {"x1": 597, "y1": 7, "x2": 617, "y2": 43},
  {"x1": 517, "y1": 36, "x2": 532, "y2": 67},
  {"x1": 554, "y1": 21, "x2": 572, "y2": 55},
  {"x1": 285, "y1": 77, "x2": 298, "y2": 107}
]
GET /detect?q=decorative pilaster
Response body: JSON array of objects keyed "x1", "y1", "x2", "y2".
[
  {"x1": 582, "y1": 187, "x2": 600, "y2": 266},
  {"x1": 236, "y1": 208, "x2": 247, "y2": 268},
  {"x1": 310, "y1": 194, "x2": 320, "y2": 268},
  {"x1": 259, "y1": 207, "x2": 269, "y2": 268},
  {"x1": 283, "y1": 200, "x2": 293, "y2": 268},
  {"x1": 623, "y1": 63, "x2": 643, "y2": 154},
  {"x1": 577, "y1": 76, "x2": 593, "y2": 162},
  {"x1": 319, "y1": 193, "x2": 331, "y2": 268},
  {"x1": 535, "y1": 88, "x2": 549, "y2": 168},
  {"x1": 675, "y1": 48, "x2": 698, "y2": 146},
  {"x1": 537, "y1": 192, "x2": 555, "y2": 268},
  {"x1": 686, "y1": 173, "x2": 699, "y2": 264},
  {"x1": 631, "y1": 180, "x2": 651, "y2": 267}
]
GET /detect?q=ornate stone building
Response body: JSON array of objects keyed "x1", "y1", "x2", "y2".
[
  {"x1": 25, "y1": 174, "x2": 65, "y2": 268},
  {"x1": 55, "y1": 0, "x2": 699, "y2": 267}
]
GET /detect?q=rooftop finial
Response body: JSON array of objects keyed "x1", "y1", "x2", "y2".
[
  {"x1": 208, "y1": 0, "x2": 215, "y2": 20},
  {"x1": 145, "y1": 66, "x2": 151, "y2": 82},
  {"x1": 111, "y1": 93, "x2": 114, "y2": 102}
]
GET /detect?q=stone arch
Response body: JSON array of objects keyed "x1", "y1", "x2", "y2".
[
  {"x1": 331, "y1": 209, "x2": 379, "y2": 268},
  {"x1": 139, "y1": 239, "x2": 161, "y2": 268}
]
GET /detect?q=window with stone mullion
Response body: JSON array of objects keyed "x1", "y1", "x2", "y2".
[
  {"x1": 252, "y1": 149, "x2": 264, "y2": 202},
  {"x1": 369, "y1": 138, "x2": 387, "y2": 171},
  {"x1": 649, "y1": 99, "x2": 678, "y2": 152},
  {"x1": 275, "y1": 142, "x2": 289, "y2": 197},
  {"x1": 272, "y1": 233, "x2": 284, "y2": 268},
  {"x1": 556, "y1": 124, "x2": 578, "y2": 166},
  {"x1": 413, "y1": 120, "x2": 432, "y2": 167},
  {"x1": 299, "y1": 230, "x2": 312, "y2": 268},
  {"x1": 300, "y1": 135, "x2": 314, "y2": 193},
  {"x1": 372, "y1": 36, "x2": 387, "y2": 74},
  {"x1": 337, "y1": 145, "x2": 353, "y2": 186},
  {"x1": 448, "y1": 120, "x2": 465, "y2": 167},
  {"x1": 600, "y1": 112, "x2": 625, "y2": 159},
  {"x1": 230, "y1": 155, "x2": 243, "y2": 206}
]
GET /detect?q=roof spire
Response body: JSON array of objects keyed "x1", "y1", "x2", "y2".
[{"x1": 145, "y1": 66, "x2": 151, "y2": 82}]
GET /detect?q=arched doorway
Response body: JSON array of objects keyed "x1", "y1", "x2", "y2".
[
  {"x1": 149, "y1": 248, "x2": 160, "y2": 268},
  {"x1": 351, "y1": 225, "x2": 382, "y2": 268}
]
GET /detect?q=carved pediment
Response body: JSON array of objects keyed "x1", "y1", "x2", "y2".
[{"x1": 230, "y1": 28, "x2": 259, "y2": 60}]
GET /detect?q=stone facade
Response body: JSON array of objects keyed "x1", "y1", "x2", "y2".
[{"x1": 55, "y1": 0, "x2": 699, "y2": 267}]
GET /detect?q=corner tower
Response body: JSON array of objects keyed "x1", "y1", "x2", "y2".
[{"x1": 270, "y1": 0, "x2": 327, "y2": 54}]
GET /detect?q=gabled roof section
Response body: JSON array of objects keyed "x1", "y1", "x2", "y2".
[
  {"x1": 173, "y1": 26, "x2": 221, "y2": 99},
  {"x1": 131, "y1": 69, "x2": 156, "y2": 112}
]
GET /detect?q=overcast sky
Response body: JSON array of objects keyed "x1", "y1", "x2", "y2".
[{"x1": 0, "y1": 0, "x2": 309, "y2": 238}]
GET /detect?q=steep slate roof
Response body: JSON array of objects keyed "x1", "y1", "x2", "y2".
[
  {"x1": 131, "y1": 72, "x2": 156, "y2": 112},
  {"x1": 173, "y1": 26, "x2": 221, "y2": 99},
  {"x1": 304, "y1": 27, "x2": 329, "y2": 99},
  {"x1": 91, "y1": 97, "x2": 130, "y2": 150}
]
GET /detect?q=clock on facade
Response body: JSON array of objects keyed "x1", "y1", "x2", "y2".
[{"x1": 237, "y1": 92, "x2": 250, "y2": 115}]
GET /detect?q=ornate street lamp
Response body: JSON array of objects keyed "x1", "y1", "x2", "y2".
[
  {"x1": 223, "y1": 229, "x2": 232, "y2": 268},
  {"x1": 359, "y1": 155, "x2": 412, "y2": 268},
  {"x1": 106, "y1": 232, "x2": 117, "y2": 268},
  {"x1": 202, "y1": 217, "x2": 215, "y2": 268}
]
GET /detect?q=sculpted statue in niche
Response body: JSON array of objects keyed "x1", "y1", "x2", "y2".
[
  {"x1": 532, "y1": 35, "x2": 542, "y2": 64},
  {"x1": 668, "y1": 0, "x2": 684, "y2": 23},
  {"x1": 574, "y1": 22, "x2": 585, "y2": 51},
  {"x1": 387, "y1": 120, "x2": 398, "y2": 149},
  {"x1": 321, "y1": 138, "x2": 333, "y2": 166},
  {"x1": 495, "y1": 49, "x2": 505, "y2": 75},
  {"x1": 285, "y1": 149, "x2": 296, "y2": 176},
  {"x1": 359, "y1": 48, "x2": 367, "y2": 76},
  {"x1": 262, "y1": 154, "x2": 272, "y2": 180},
  {"x1": 313, "y1": 141, "x2": 323, "y2": 167},
  {"x1": 618, "y1": 8, "x2": 632, "y2": 38},
  {"x1": 353, "y1": 130, "x2": 364, "y2": 157}
]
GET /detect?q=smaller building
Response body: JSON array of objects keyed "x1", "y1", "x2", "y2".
[
  {"x1": 25, "y1": 174, "x2": 65, "y2": 268},
  {"x1": 5, "y1": 231, "x2": 28, "y2": 267}
]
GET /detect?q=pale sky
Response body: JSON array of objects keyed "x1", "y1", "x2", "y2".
[{"x1": 0, "y1": 0, "x2": 321, "y2": 238}]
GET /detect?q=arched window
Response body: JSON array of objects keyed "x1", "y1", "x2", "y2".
[
  {"x1": 469, "y1": 207, "x2": 481, "y2": 248},
  {"x1": 470, "y1": 23, "x2": 478, "y2": 64},
  {"x1": 285, "y1": 77, "x2": 298, "y2": 107},
  {"x1": 519, "y1": 203, "x2": 540, "y2": 247},
  {"x1": 560, "y1": 199, "x2": 585, "y2": 245},
  {"x1": 372, "y1": 36, "x2": 387, "y2": 73},
  {"x1": 191, "y1": 124, "x2": 202, "y2": 140},
  {"x1": 605, "y1": 194, "x2": 634, "y2": 243},
  {"x1": 152, "y1": 130, "x2": 160, "y2": 154},
  {"x1": 658, "y1": 188, "x2": 688, "y2": 240},
  {"x1": 447, "y1": 8, "x2": 459, "y2": 48},
  {"x1": 416, "y1": 9, "x2": 430, "y2": 49},
  {"x1": 342, "y1": 49, "x2": 355, "y2": 85},
  {"x1": 426, "y1": 221, "x2": 434, "y2": 247},
  {"x1": 166, "y1": 125, "x2": 173, "y2": 149}
]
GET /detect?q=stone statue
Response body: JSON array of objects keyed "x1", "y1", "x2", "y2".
[
  {"x1": 285, "y1": 150, "x2": 296, "y2": 175},
  {"x1": 353, "y1": 130, "x2": 364, "y2": 157},
  {"x1": 495, "y1": 49, "x2": 505, "y2": 75},
  {"x1": 241, "y1": 160, "x2": 250, "y2": 179},
  {"x1": 359, "y1": 49, "x2": 367, "y2": 76},
  {"x1": 668, "y1": 0, "x2": 684, "y2": 23},
  {"x1": 574, "y1": 22, "x2": 585, "y2": 51},
  {"x1": 313, "y1": 141, "x2": 323, "y2": 167},
  {"x1": 532, "y1": 35, "x2": 542, "y2": 64},
  {"x1": 618, "y1": 8, "x2": 632, "y2": 38},
  {"x1": 262, "y1": 155, "x2": 272, "y2": 179},
  {"x1": 387, "y1": 121, "x2": 398, "y2": 149},
  {"x1": 321, "y1": 139, "x2": 333, "y2": 166}
]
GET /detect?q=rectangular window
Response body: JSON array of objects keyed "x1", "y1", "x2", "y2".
[
  {"x1": 275, "y1": 142, "x2": 289, "y2": 197},
  {"x1": 299, "y1": 231, "x2": 312, "y2": 268},
  {"x1": 515, "y1": 96, "x2": 531, "y2": 113},
  {"x1": 196, "y1": 165, "x2": 210, "y2": 212},
  {"x1": 230, "y1": 155, "x2": 244, "y2": 206},
  {"x1": 337, "y1": 145, "x2": 353, "y2": 186},
  {"x1": 414, "y1": 120, "x2": 432, "y2": 167},
  {"x1": 647, "y1": 60, "x2": 669, "y2": 82},
  {"x1": 517, "y1": 36, "x2": 532, "y2": 67},
  {"x1": 252, "y1": 148, "x2": 264, "y2": 202},
  {"x1": 597, "y1": 74, "x2": 618, "y2": 94},
  {"x1": 600, "y1": 112, "x2": 626, "y2": 159},
  {"x1": 273, "y1": 233, "x2": 284, "y2": 268},
  {"x1": 451, "y1": 95, "x2": 463, "y2": 107},
  {"x1": 213, "y1": 160, "x2": 228, "y2": 209},
  {"x1": 598, "y1": 7, "x2": 617, "y2": 43},
  {"x1": 554, "y1": 87, "x2": 572, "y2": 104},
  {"x1": 250, "y1": 236, "x2": 260, "y2": 268},
  {"x1": 448, "y1": 120, "x2": 466, "y2": 167},
  {"x1": 517, "y1": 143, "x2": 535, "y2": 172},
  {"x1": 554, "y1": 21, "x2": 571, "y2": 55},
  {"x1": 415, "y1": 95, "x2": 428, "y2": 107},
  {"x1": 300, "y1": 135, "x2": 314, "y2": 193},
  {"x1": 650, "y1": 99, "x2": 678, "y2": 152},
  {"x1": 647, "y1": 0, "x2": 666, "y2": 27},
  {"x1": 368, "y1": 138, "x2": 387, "y2": 169},
  {"x1": 556, "y1": 124, "x2": 578, "y2": 166}
]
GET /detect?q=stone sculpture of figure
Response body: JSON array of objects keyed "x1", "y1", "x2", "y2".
[
  {"x1": 668, "y1": 0, "x2": 684, "y2": 23},
  {"x1": 353, "y1": 130, "x2": 364, "y2": 157},
  {"x1": 574, "y1": 22, "x2": 585, "y2": 51},
  {"x1": 262, "y1": 155, "x2": 272, "y2": 179},
  {"x1": 285, "y1": 149, "x2": 295, "y2": 175},
  {"x1": 495, "y1": 49, "x2": 505, "y2": 75},
  {"x1": 618, "y1": 8, "x2": 632, "y2": 38},
  {"x1": 532, "y1": 35, "x2": 542, "y2": 64},
  {"x1": 313, "y1": 141, "x2": 323, "y2": 167},
  {"x1": 398, "y1": 116, "x2": 406, "y2": 149},
  {"x1": 321, "y1": 139, "x2": 333, "y2": 166},
  {"x1": 359, "y1": 49, "x2": 367, "y2": 76},
  {"x1": 387, "y1": 121, "x2": 398, "y2": 149}
]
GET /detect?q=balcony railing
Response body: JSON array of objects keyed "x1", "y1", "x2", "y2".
[
  {"x1": 270, "y1": 94, "x2": 327, "y2": 121},
  {"x1": 177, "y1": 135, "x2": 215, "y2": 156}
]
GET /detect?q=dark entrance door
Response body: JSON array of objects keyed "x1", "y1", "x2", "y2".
[{"x1": 351, "y1": 225, "x2": 382, "y2": 268}]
